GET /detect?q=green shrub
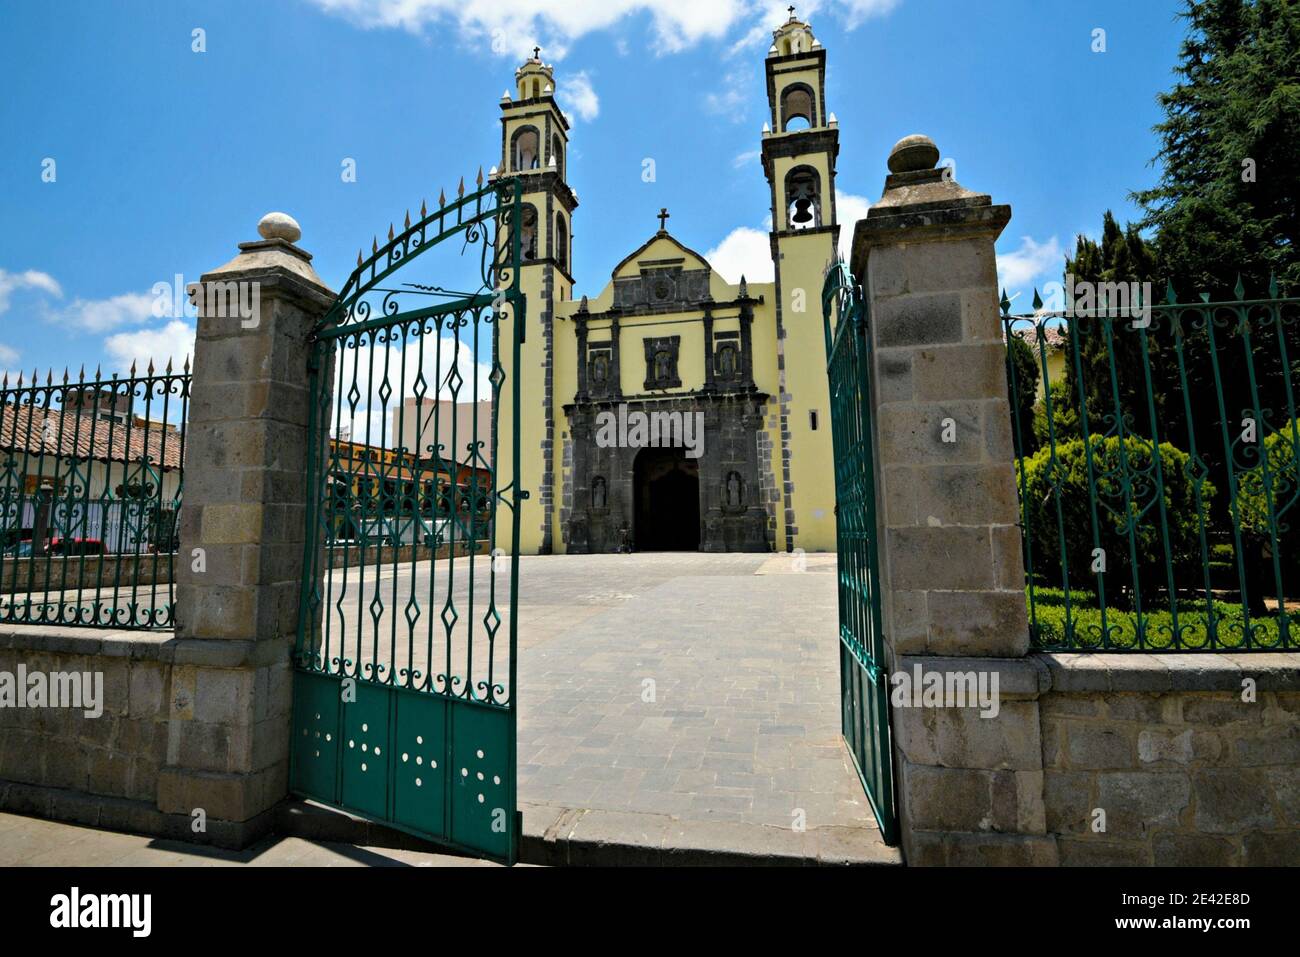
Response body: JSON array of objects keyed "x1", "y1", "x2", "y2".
[
  {"x1": 1017, "y1": 435, "x2": 1216, "y2": 605},
  {"x1": 1032, "y1": 379, "x2": 1081, "y2": 449},
  {"x1": 1236, "y1": 420, "x2": 1298, "y2": 555}
]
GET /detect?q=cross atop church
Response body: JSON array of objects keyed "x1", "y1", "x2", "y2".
[
  {"x1": 788, "y1": 5, "x2": 796, "y2": 19},
  {"x1": 532, "y1": 45, "x2": 541, "y2": 59},
  {"x1": 657, "y1": 207, "x2": 670, "y2": 232}
]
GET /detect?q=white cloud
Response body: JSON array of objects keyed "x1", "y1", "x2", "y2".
[
  {"x1": 835, "y1": 189, "x2": 872, "y2": 263},
  {"x1": 705, "y1": 227, "x2": 774, "y2": 284},
  {"x1": 839, "y1": 0, "x2": 899, "y2": 30},
  {"x1": 47, "y1": 291, "x2": 158, "y2": 333},
  {"x1": 104, "y1": 320, "x2": 196, "y2": 374},
  {"x1": 0, "y1": 343, "x2": 19, "y2": 367},
  {"x1": 331, "y1": 330, "x2": 494, "y2": 449},
  {"x1": 0, "y1": 268, "x2": 62, "y2": 314},
  {"x1": 304, "y1": 0, "x2": 749, "y2": 58},
  {"x1": 997, "y1": 235, "x2": 1064, "y2": 297},
  {"x1": 561, "y1": 70, "x2": 599, "y2": 122},
  {"x1": 705, "y1": 66, "x2": 751, "y2": 119},
  {"x1": 732, "y1": 148, "x2": 761, "y2": 169}
]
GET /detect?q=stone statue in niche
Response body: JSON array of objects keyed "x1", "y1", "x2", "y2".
[
  {"x1": 726, "y1": 471, "x2": 743, "y2": 507},
  {"x1": 591, "y1": 475, "x2": 607, "y2": 509},
  {"x1": 590, "y1": 352, "x2": 608, "y2": 387},
  {"x1": 654, "y1": 350, "x2": 672, "y2": 381},
  {"x1": 718, "y1": 344, "x2": 737, "y2": 379}
]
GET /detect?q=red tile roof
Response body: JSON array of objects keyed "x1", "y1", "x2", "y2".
[{"x1": 0, "y1": 404, "x2": 183, "y2": 471}]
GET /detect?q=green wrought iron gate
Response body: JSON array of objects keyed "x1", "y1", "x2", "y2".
[
  {"x1": 822, "y1": 262, "x2": 898, "y2": 845},
  {"x1": 290, "y1": 177, "x2": 525, "y2": 863}
]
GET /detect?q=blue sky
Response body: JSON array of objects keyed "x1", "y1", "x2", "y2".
[{"x1": 0, "y1": 0, "x2": 1187, "y2": 381}]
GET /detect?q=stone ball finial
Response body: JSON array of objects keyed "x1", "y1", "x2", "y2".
[
  {"x1": 257, "y1": 211, "x2": 302, "y2": 243},
  {"x1": 887, "y1": 134, "x2": 940, "y2": 174}
]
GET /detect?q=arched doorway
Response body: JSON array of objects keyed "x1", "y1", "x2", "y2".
[{"x1": 633, "y1": 446, "x2": 700, "y2": 551}]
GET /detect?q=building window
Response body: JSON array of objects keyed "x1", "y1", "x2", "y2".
[
  {"x1": 520, "y1": 204, "x2": 538, "y2": 260},
  {"x1": 780, "y1": 84, "x2": 815, "y2": 131},
  {"x1": 809, "y1": 409, "x2": 819, "y2": 431},
  {"x1": 785, "y1": 165, "x2": 821, "y2": 230},
  {"x1": 511, "y1": 126, "x2": 540, "y2": 171},
  {"x1": 555, "y1": 214, "x2": 568, "y2": 272}
]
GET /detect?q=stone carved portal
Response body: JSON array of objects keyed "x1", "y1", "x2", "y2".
[
  {"x1": 563, "y1": 396, "x2": 770, "y2": 554},
  {"x1": 633, "y1": 447, "x2": 699, "y2": 551}
]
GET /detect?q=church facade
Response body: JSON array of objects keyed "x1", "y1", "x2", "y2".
[{"x1": 495, "y1": 13, "x2": 839, "y2": 555}]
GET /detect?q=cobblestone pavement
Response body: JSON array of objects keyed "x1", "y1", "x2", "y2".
[
  {"x1": 0, "y1": 811, "x2": 505, "y2": 866},
  {"x1": 513, "y1": 552, "x2": 880, "y2": 838}
]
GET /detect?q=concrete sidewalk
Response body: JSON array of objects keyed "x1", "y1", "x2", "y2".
[{"x1": 0, "y1": 810, "x2": 506, "y2": 867}]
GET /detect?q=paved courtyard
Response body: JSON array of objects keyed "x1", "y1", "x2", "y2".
[{"x1": 511, "y1": 551, "x2": 884, "y2": 845}]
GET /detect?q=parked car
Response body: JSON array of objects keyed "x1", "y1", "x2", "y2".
[{"x1": 48, "y1": 537, "x2": 108, "y2": 556}]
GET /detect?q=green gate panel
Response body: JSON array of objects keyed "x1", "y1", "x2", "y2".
[
  {"x1": 822, "y1": 262, "x2": 899, "y2": 846},
  {"x1": 290, "y1": 179, "x2": 523, "y2": 864},
  {"x1": 291, "y1": 671, "x2": 342, "y2": 804},
  {"x1": 341, "y1": 681, "x2": 392, "y2": 820},
  {"x1": 450, "y1": 703, "x2": 513, "y2": 861},
  {"x1": 392, "y1": 690, "x2": 449, "y2": 838}
]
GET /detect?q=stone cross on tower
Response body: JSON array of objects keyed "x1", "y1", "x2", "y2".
[
  {"x1": 657, "y1": 207, "x2": 670, "y2": 232},
  {"x1": 532, "y1": 46, "x2": 541, "y2": 59}
]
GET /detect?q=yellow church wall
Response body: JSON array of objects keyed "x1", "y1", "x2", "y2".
[{"x1": 774, "y1": 229, "x2": 837, "y2": 552}]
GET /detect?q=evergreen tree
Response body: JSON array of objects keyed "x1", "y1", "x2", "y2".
[{"x1": 1135, "y1": 0, "x2": 1300, "y2": 293}]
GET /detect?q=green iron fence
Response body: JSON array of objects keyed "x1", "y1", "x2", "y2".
[
  {"x1": 291, "y1": 174, "x2": 524, "y2": 863},
  {"x1": 822, "y1": 261, "x2": 897, "y2": 845},
  {"x1": 0, "y1": 363, "x2": 187, "y2": 629},
  {"x1": 1003, "y1": 281, "x2": 1299, "y2": 651}
]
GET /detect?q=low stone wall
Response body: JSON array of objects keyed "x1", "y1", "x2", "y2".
[
  {"x1": 1038, "y1": 653, "x2": 1300, "y2": 866},
  {"x1": 0, "y1": 544, "x2": 488, "y2": 847},
  {"x1": 1, "y1": 554, "x2": 174, "y2": 592},
  {"x1": 892, "y1": 652, "x2": 1300, "y2": 865}
]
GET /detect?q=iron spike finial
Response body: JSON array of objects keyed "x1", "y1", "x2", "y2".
[
  {"x1": 1234, "y1": 273, "x2": 1245, "y2": 301},
  {"x1": 404, "y1": 209, "x2": 411, "y2": 230},
  {"x1": 1269, "y1": 272, "x2": 1279, "y2": 299},
  {"x1": 62, "y1": 367, "x2": 69, "y2": 384},
  {"x1": 130, "y1": 359, "x2": 137, "y2": 376},
  {"x1": 477, "y1": 166, "x2": 484, "y2": 187},
  {"x1": 183, "y1": 355, "x2": 191, "y2": 374},
  {"x1": 15, "y1": 371, "x2": 21, "y2": 388},
  {"x1": 1164, "y1": 279, "x2": 1177, "y2": 304},
  {"x1": 2, "y1": 372, "x2": 8, "y2": 388},
  {"x1": 439, "y1": 188, "x2": 446, "y2": 207},
  {"x1": 45, "y1": 368, "x2": 53, "y2": 386},
  {"x1": 95, "y1": 363, "x2": 101, "y2": 379},
  {"x1": 458, "y1": 176, "x2": 465, "y2": 198},
  {"x1": 357, "y1": 249, "x2": 363, "y2": 267},
  {"x1": 165, "y1": 357, "x2": 173, "y2": 374},
  {"x1": 147, "y1": 358, "x2": 155, "y2": 376},
  {"x1": 77, "y1": 364, "x2": 85, "y2": 383},
  {"x1": 1032, "y1": 288, "x2": 1043, "y2": 311},
  {"x1": 388, "y1": 223, "x2": 395, "y2": 242},
  {"x1": 421, "y1": 199, "x2": 427, "y2": 218},
  {"x1": 373, "y1": 236, "x2": 378, "y2": 254},
  {"x1": 999, "y1": 288, "x2": 1010, "y2": 313}
]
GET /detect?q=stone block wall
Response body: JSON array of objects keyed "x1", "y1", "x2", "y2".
[{"x1": 1038, "y1": 654, "x2": 1300, "y2": 866}]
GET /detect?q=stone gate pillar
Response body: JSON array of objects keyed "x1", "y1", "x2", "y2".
[
  {"x1": 164, "y1": 213, "x2": 334, "y2": 845},
  {"x1": 851, "y1": 136, "x2": 1054, "y2": 864}
]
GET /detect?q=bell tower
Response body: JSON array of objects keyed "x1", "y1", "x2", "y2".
[
  {"x1": 762, "y1": 8, "x2": 839, "y2": 552},
  {"x1": 494, "y1": 49, "x2": 578, "y2": 554}
]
